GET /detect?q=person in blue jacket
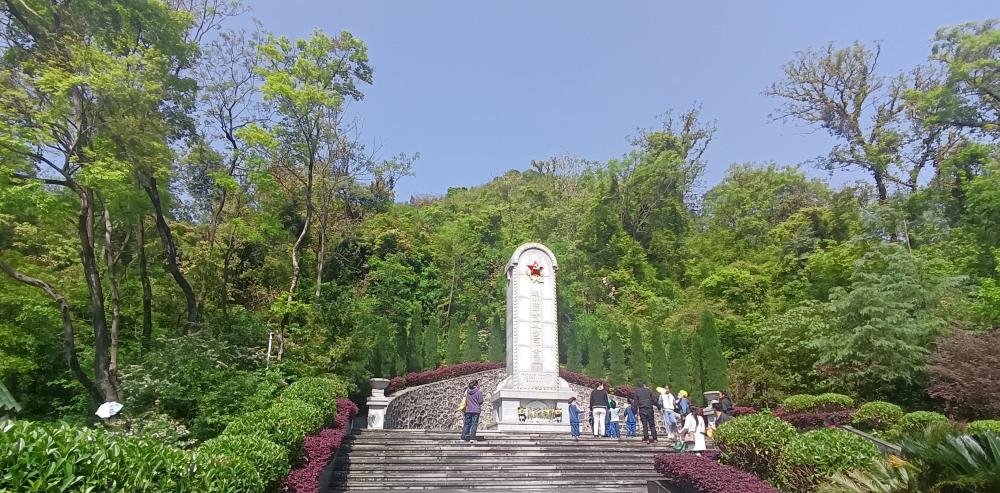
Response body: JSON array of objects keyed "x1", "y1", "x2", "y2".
[
  {"x1": 568, "y1": 397, "x2": 583, "y2": 439},
  {"x1": 623, "y1": 402, "x2": 637, "y2": 438}
]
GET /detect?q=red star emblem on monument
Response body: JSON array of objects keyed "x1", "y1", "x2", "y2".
[{"x1": 527, "y1": 261, "x2": 543, "y2": 277}]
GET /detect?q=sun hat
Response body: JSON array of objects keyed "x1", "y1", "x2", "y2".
[{"x1": 678, "y1": 390, "x2": 688, "y2": 398}]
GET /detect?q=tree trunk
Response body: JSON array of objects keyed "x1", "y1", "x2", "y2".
[
  {"x1": 873, "y1": 170, "x2": 889, "y2": 203},
  {"x1": 99, "y1": 198, "x2": 121, "y2": 375},
  {"x1": 75, "y1": 188, "x2": 120, "y2": 403},
  {"x1": 314, "y1": 224, "x2": 326, "y2": 299},
  {"x1": 136, "y1": 216, "x2": 153, "y2": 349},
  {"x1": 0, "y1": 260, "x2": 102, "y2": 403},
  {"x1": 144, "y1": 176, "x2": 198, "y2": 331},
  {"x1": 277, "y1": 160, "x2": 314, "y2": 362}
]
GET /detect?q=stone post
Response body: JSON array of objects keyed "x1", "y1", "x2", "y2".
[{"x1": 367, "y1": 378, "x2": 390, "y2": 429}]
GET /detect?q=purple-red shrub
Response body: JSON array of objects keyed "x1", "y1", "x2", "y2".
[
  {"x1": 284, "y1": 398, "x2": 358, "y2": 493},
  {"x1": 773, "y1": 408, "x2": 854, "y2": 430},
  {"x1": 654, "y1": 453, "x2": 780, "y2": 493},
  {"x1": 386, "y1": 362, "x2": 504, "y2": 395},
  {"x1": 733, "y1": 406, "x2": 758, "y2": 417},
  {"x1": 559, "y1": 369, "x2": 609, "y2": 391}
]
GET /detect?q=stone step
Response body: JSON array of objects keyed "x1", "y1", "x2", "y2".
[
  {"x1": 334, "y1": 456, "x2": 662, "y2": 467},
  {"x1": 331, "y1": 478, "x2": 657, "y2": 490},
  {"x1": 340, "y1": 447, "x2": 680, "y2": 456},
  {"x1": 335, "y1": 471, "x2": 665, "y2": 480}
]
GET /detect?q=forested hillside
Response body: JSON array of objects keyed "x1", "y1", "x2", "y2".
[{"x1": 0, "y1": 0, "x2": 997, "y2": 447}]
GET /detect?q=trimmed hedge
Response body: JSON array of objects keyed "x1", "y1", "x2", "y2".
[
  {"x1": 654, "y1": 453, "x2": 781, "y2": 493},
  {"x1": 782, "y1": 394, "x2": 817, "y2": 412},
  {"x1": 813, "y1": 393, "x2": 854, "y2": 411},
  {"x1": 284, "y1": 398, "x2": 360, "y2": 493},
  {"x1": 774, "y1": 409, "x2": 854, "y2": 430},
  {"x1": 199, "y1": 434, "x2": 289, "y2": 488},
  {"x1": 968, "y1": 420, "x2": 1000, "y2": 436},
  {"x1": 889, "y1": 411, "x2": 949, "y2": 439},
  {"x1": 224, "y1": 408, "x2": 305, "y2": 453},
  {"x1": 778, "y1": 428, "x2": 880, "y2": 493},
  {"x1": 282, "y1": 377, "x2": 349, "y2": 421},
  {"x1": 387, "y1": 362, "x2": 504, "y2": 394},
  {"x1": 0, "y1": 420, "x2": 264, "y2": 492},
  {"x1": 853, "y1": 401, "x2": 903, "y2": 431},
  {"x1": 714, "y1": 412, "x2": 797, "y2": 483}
]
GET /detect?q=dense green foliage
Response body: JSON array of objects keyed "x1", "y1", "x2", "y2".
[
  {"x1": 782, "y1": 395, "x2": 819, "y2": 412},
  {"x1": 889, "y1": 411, "x2": 951, "y2": 440},
  {"x1": 715, "y1": 412, "x2": 798, "y2": 484},
  {"x1": 778, "y1": 428, "x2": 880, "y2": 493},
  {"x1": 199, "y1": 434, "x2": 289, "y2": 489},
  {"x1": 968, "y1": 420, "x2": 1000, "y2": 436},
  {"x1": 0, "y1": 5, "x2": 997, "y2": 478},
  {"x1": 1, "y1": 420, "x2": 264, "y2": 492},
  {"x1": 821, "y1": 426, "x2": 1000, "y2": 493},
  {"x1": 854, "y1": 401, "x2": 905, "y2": 431}
]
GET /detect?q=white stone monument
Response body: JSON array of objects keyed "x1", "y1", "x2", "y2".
[{"x1": 491, "y1": 243, "x2": 576, "y2": 432}]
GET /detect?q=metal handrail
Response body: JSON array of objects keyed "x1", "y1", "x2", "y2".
[{"x1": 839, "y1": 425, "x2": 902, "y2": 455}]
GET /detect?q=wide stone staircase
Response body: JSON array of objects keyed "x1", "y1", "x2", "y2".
[{"x1": 327, "y1": 429, "x2": 688, "y2": 492}]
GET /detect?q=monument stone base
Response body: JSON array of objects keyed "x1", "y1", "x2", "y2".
[{"x1": 490, "y1": 376, "x2": 577, "y2": 433}]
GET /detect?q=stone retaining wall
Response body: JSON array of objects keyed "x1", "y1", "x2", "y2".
[{"x1": 384, "y1": 369, "x2": 673, "y2": 435}]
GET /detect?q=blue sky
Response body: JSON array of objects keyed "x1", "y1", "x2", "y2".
[{"x1": 239, "y1": 1, "x2": 997, "y2": 201}]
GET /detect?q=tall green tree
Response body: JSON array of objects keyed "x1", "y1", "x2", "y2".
[
  {"x1": 585, "y1": 326, "x2": 605, "y2": 378},
  {"x1": 407, "y1": 307, "x2": 424, "y2": 372},
  {"x1": 629, "y1": 323, "x2": 649, "y2": 384},
  {"x1": 422, "y1": 315, "x2": 441, "y2": 369},
  {"x1": 446, "y1": 318, "x2": 463, "y2": 365},
  {"x1": 667, "y1": 330, "x2": 694, "y2": 397},
  {"x1": 461, "y1": 322, "x2": 481, "y2": 362},
  {"x1": 650, "y1": 327, "x2": 670, "y2": 387},
  {"x1": 693, "y1": 311, "x2": 729, "y2": 396},
  {"x1": 487, "y1": 314, "x2": 505, "y2": 363},
  {"x1": 608, "y1": 328, "x2": 627, "y2": 385},
  {"x1": 566, "y1": 322, "x2": 583, "y2": 372}
]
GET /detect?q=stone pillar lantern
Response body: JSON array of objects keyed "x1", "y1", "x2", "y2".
[{"x1": 367, "y1": 378, "x2": 391, "y2": 429}]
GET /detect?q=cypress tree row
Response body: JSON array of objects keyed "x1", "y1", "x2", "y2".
[
  {"x1": 585, "y1": 326, "x2": 605, "y2": 378},
  {"x1": 462, "y1": 322, "x2": 482, "y2": 362},
  {"x1": 608, "y1": 328, "x2": 627, "y2": 385},
  {"x1": 446, "y1": 318, "x2": 463, "y2": 364},
  {"x1": 629, "y1": 323, "x2": 649, "y2": 384},
  {"x1": 667, "y1": 329, "x2": 694, "y2": 398},
  {"x1": 407, "y1": 307, "x2": 424, "y2": 372},
  {"x1": 696, "y1": 310, "x2": 729, "y2": 395},
  {"x1": 422, "y1": 315, "x2": 441, "y2": 369},
  {"x1": 488, "y1": 314, "x2": 505, "y2": 362},
  {"x1": 650, "y1": 327, "x2": 669, "y2": 387},
  {"x1": 566, "y1": 322, "x2": 583, "y2": 372}
]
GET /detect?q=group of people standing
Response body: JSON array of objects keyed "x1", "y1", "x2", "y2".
[
  {"x1": 457, "y1": 378, "x2": 736, "y2": 453},
  {"x1": 571, "y1": 381, "x2": 735, "y2": 452}
]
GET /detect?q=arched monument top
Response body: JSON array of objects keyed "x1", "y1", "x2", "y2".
[{"x1": 506, "y1": 242, "x2": 558, "y2": 277}]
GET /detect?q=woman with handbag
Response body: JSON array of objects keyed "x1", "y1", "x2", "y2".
[
  {"x1": 460, "y1": 380, "x2": 484, "y2": 443},
  {"x1": 679, "y1": 407, "x2": 708, "y2": 453}
]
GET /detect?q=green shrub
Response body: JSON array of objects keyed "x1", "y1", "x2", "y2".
[
  {"x1": 0, "y1": 420, "x2": 264, "y2": 493},
  {"x1": 200, "y1": 434, "x2": 289, "y2": 487},
  {"x1": 782, "y1": 394, "x2": 818, "y2": 412},
  {"x1": 715, "y1": 412, "x2": 798, "y2": 483},
  {"x1": 281, "y1": 376, "x2": 347, "y2": 420},
  {"x1": 813, "y1": 393, "x2": 854, "y2": 411},
  {"x1": 222, "y1": 399, "x2": 324, "y2": 455},
  {"x1": 853, "y1": 401, "x2": 904, "y2": 431},
  {"x1": 967, "y1": 420, "x2": 1000, "y2": 436},
  {"x1": 889, "y1": 411, "x2": 949, "y2": 439},
  {"x1": 778, "y1": 428, "x2": 880, "y2": 493}
]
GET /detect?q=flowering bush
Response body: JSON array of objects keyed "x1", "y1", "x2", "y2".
[
  {"x1": 778, "y1": 428, "x2": 880, "y2": 493},
  {"x1": 774, "y1": 409, "x2": 854, "y2": 430},
  {"x1": 732, "y1": 406, "x2": 758, "y2": 417},
  {"x1": 714, "y1": 412, "x2": 797, "y2": 483},
  {"x1": 654, "y1": 452, "x2": 781, "y2": 493},
  {"x1": 853, "y1": 401, "x2": 903, "y2": 431},
  {"x1": 284, "y1": 398, "x2": 359, "y2": 493},
  {"x1": 386, "y1": 362, "x2": 504, "y2": 394}
]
